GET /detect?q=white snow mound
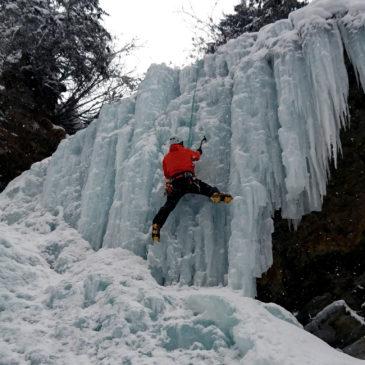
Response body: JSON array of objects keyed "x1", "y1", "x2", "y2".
[
  {"x1": 1, "y1": 0, "x2": 365, "y2": 296},
  {"x1": 0, "y1": 221, "x2": 363, "y2": 365}
]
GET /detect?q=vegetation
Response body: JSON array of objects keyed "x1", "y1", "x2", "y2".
[
  {"x1": 0, "y1": 0, "x2": 138, "y2": 133},
  {"x1": 0, "y1": 0, "x2": 137, "y2": 190}
]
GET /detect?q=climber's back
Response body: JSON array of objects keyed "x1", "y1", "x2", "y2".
[{"x1": 163, "y1": 143, "x2": 201, "y2": 179}]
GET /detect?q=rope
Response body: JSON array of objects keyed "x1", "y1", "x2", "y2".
[{"x1": 187, "y1": 78, "x2": 198, "y2": 148}]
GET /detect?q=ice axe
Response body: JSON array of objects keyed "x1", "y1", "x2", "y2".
[{"x1": 197, "y1": 136, "x2": 207, "y2": 150}]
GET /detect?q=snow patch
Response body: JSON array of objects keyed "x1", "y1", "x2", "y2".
[
  {"x1": 0, "y1": 222, "x2": 363, "y2": 364},
  {"x1": 1, "y1": 0, "x2": 365, "y2": 297}
]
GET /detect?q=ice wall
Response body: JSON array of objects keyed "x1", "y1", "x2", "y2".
[{"x1": 2, "y1": 0, "x2": 365, "y2": 296}]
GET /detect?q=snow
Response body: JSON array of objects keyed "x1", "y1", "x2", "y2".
[
  {"x1": 290, "y1": 0, "x2": 365, "y2": 30},
  {"x1": 5, "y1": 3, "x2": 19, "y2": 12},
  {"x1": 311, "y1": 300, "x2": 365, "y2": 326},
  {"x1": 0, "y1": 220, "x2": 363, "y2": 365},
  {"x1": 51, "y1": 124, "x2": 65, "y2": 131}
]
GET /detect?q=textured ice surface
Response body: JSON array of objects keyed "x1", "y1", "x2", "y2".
[
  {"x1": 0, "y1": 220, "x2": 363, "y2": 365},
  {"x1": 1, "y1": 1, "x2": 365, "y2": 297}
]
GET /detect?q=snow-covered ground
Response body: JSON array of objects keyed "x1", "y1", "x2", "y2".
[{"x1": 0, "y1": 218, "x2": 363, "y2": 364}]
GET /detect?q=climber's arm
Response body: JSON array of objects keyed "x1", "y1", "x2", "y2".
[{"x1": 191, "y1": 149, "x2": 201, "y2": 161}]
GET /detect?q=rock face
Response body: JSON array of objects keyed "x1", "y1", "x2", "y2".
[
  {"x1": 0, "y1": 118, "x2": 65, "y2": 191},
  {"x1": 257, "y1": 67, "x2": 365, "y2": 357},
  {"x1": 303, "y1": 300, "x2": 365, "y2": 359},
  {"x1": 304, "y1": 301, "x2": 365, "y2": 348},
  {"x1": 344, "y1": 337, "x2": 365, "y2": 359}
]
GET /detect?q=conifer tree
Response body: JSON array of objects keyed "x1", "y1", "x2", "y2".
[
  {"x1": 0, "y1": 0, "x2": 137, "y2": 190},
  {"x1": 0, "y1": 0, "x2": 137, "y2": 132}
]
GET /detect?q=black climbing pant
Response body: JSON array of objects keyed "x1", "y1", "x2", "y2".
[{"x1": 153, "y1": 176, "x2": 220, "y2": 228}]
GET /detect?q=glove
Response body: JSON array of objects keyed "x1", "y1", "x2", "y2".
[{"x1": 197, "y1": 147, "x2": 202, "y2": 155}]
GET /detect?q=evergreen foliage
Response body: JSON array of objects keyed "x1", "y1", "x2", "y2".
[{"x1": 0, "y1": 0, "x2": 137, "y2": 132}]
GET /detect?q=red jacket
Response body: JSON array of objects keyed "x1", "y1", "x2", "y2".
[{"x1": 163, "y1": 144, "x2": 201, "y2": 179}]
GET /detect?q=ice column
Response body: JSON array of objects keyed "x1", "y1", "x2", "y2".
[
  {"x1": 339, "y1": 13, "x2": 365, "y2": 91},
  {"x1": 102, "y1": 65, "x2": 180, "y2": 257},
  {"x1": 228, "y1": 52, "x2": 283, "y2": 295},
  {"x1": 42, "y1": 123, "x2": 97, "y2": 224},
  {"x1": 78, "y1": 99, "x2": 135, "y2": 250}
]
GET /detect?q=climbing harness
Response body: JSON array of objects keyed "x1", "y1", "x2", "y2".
[{"x1": 164, "y1": 179, "x2": 173, "y2": 195}]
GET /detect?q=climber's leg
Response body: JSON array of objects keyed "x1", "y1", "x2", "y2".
[
  {"x1": 189, "y1": 178, "x2": 219, "y2": 197},
  {"x1": 153, "y1": 192, "x2": 183, "y2": 228},
  {"x1": 189, "y1": 178, "x2": 233, "y2": 204}
]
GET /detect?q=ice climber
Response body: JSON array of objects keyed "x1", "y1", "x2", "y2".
[{"x1": 152, "y1": 136, "x2": 233, "y2": 242}]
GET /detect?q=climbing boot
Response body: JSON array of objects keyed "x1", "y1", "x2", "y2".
[
  {"x1": 221, "y1": 193, "x2": 233, "y2": 204},
  {"x1": 210, "y1": 192, "x2": 221, "y2": 204},
  {"x1": 152, "y1": 224, "x2": 160, "y2": 243},
  {"x1": 210, "y1": 192, "x2": 233, "y2": 204}
]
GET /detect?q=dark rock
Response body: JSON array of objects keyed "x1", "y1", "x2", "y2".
[
  {"x1": 302, "y1": 293, "x2": 335, "y2": 323},
  {"x1": 0, "y1": 121, "x2": 65, "y2": 191},
  {"x1": 304, "y1": 300, "x2": 365, "y2": 348},
  {"x1": 343, "y1": 337, "x2": 365, "y2": 360}
]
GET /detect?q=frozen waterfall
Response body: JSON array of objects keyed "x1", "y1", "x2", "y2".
[{"x1": 1, "y1": 0, "x2": 365, "y2": 297}]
